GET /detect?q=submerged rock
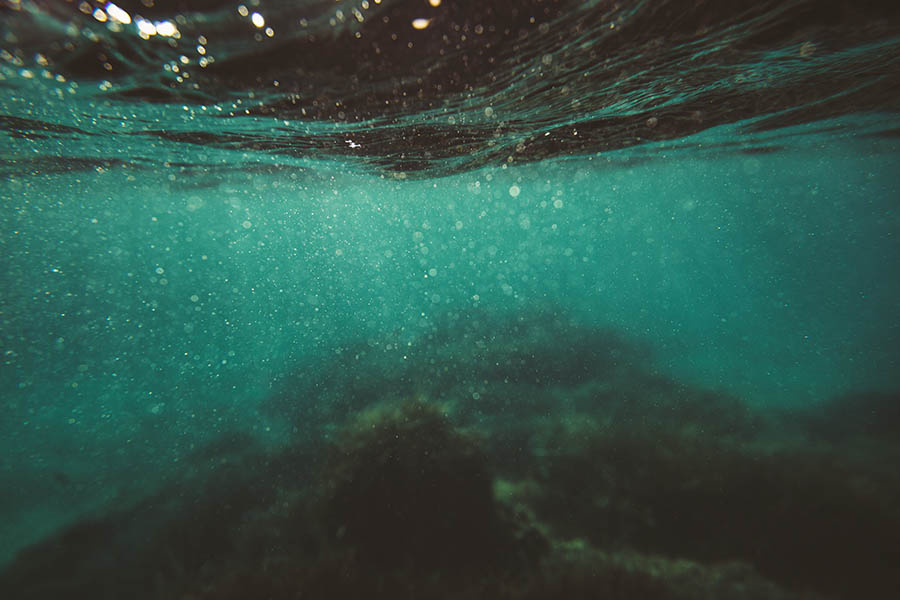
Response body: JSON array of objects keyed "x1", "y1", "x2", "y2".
[{"x1": 316, "y1": 398, "x2": 543, "y2": 572}]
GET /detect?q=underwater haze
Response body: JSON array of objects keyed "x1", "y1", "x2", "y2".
[{"x1": 1, "y1": 1, "x2": 900, "y2": 599}]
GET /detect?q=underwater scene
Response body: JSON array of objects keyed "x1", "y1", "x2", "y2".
[{"x1": 1, "y1": 0, "x2": 899, "y2": 598}]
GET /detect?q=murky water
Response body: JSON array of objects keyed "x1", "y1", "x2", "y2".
[{"x1": 2, "y1": 1, "x2": 899, "y2": 598}]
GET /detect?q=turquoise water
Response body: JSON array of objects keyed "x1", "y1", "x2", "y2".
[{"x1": 2, "y1": 1, "x2": 900, "y2": 598}]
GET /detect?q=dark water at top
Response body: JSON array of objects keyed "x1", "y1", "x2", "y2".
[
  {"x1": 3, "y1": 0, "x2": 900, "y2": 175},
  {"x1": 1, "y1": 1, "x2": 899, "y2": 599}
]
